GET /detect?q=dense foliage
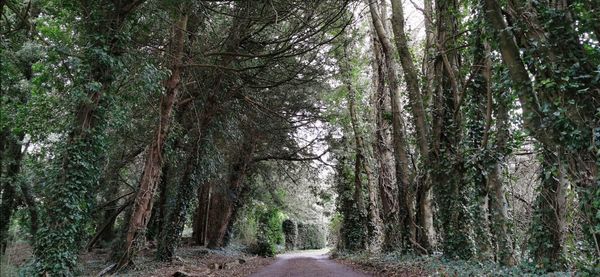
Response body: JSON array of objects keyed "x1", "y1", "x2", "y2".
[{"x1": 0, "y1": 0, "x2": 598, "y2": 276}]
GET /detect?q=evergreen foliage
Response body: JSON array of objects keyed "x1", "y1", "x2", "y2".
[{"x1": 0, "y1": 0, "x2": 598, "y2": 275}]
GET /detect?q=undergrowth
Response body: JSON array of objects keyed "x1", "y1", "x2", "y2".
[{"x1": 333, "y1": 250, "x2": 581, "y2": 276}]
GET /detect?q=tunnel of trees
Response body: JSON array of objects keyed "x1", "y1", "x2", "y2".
[{"x1": 0, "y1": 0, "x2": 598, "y2": 275}]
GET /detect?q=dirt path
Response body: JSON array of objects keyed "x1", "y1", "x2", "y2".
[{"x1": 247, "y1": 249, "x2": 371, "y2": 277}]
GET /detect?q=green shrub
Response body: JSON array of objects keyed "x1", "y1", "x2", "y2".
[
  {"x1": 297, "y1": 223, "x2": 326, "y2": 250},
  {"x1": 254, "y1": 238, "x2": 276, "y2": 257},
  {"x1": 259, "y1": 208, "x2": 285, "y2": 246},
  {"x1": 282, "y1": 219, "x2": 297, "y2": 250}
]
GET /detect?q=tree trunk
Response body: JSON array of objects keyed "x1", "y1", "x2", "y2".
[
  {"x1": 0, "y1": 134, "x2": 24, "y2": 254},
  {"x1": 370, "y1": 25, "x2": 400, "y2": 250},
  {"x1": 529, "y1": 148, "x2": 568, "y2": 270},
  {"x1": 487, "y1": 58, "x2": 516, "y2": 265},
  {"x1": 156, "y1": 143, "x2": 199, "y2": 260},
  {"x1": 34, "y1": 1, "x2": 145, "y2": 274},
  {"x1": 152, "y1": 161, "x2": 171, "y2": 241},
  {"x1": 118, "y1": 14, "x2": 188, "y2": 268},
  {"x1": 368, "y1": 0, "x2": 416, "y2": 249},
  {"x1": 432, "y1": 0, "x2": 475, "y2": 259},
  {"x1": 346, "y1": 67, "x2": 383, "y2": 252},
  {"x1": 482, "y1": 0, "x2": 544, "y2": 138},
  {"x1": 390, "y1": 0, "x2": 435, "y2": 251}
]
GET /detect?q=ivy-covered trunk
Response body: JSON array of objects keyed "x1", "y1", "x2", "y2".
[
  {"x1": 339, "y1": 41, "x2": 383, "y2": 252},
  {"x1": 529, "y1": 149, "x2": 568, "y2": 270},
  {"x1": 33, "y1": 1, "x2": 144, "y2": 274},
  {"x1": 335, "y1": 149, "x2": 366, "y2": 251},
  {"x1": 156, "y1": 143, "x2": 200, "y2": 260},
  {"x1": 370, "y1": 25, "x2": 400, "y2": 250},
  {"x1": 432, "y1": 0, "x2": 475, "y2": 259},
  {"x1": 368, "y1": 0, "x2": 416, "y2": 249},
  {"x1": 0, "y1": 133, "x2": 24, "y2": 254},
  {"x1": 487, "y1": 68, "x2": 516, "y2": 265},
  {"x1": 467, "y1": 31, "x2": 494, "y2": 261}
]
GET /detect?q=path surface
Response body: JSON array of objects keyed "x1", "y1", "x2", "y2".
[{"x1": 247, "y1": 249, "x2": 371, "y2": 277}]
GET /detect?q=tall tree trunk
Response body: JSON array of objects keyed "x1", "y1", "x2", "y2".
[
  {"x1": 487, "y1": 90, "x2": 516, "y2": 265},
  {"x1": 118, "y1": 14, "x2": 188, "y2": 268},
  {"x1": 34, "y1": 1, "x2": 145, "y2": 274},
  {"x1": 432, "y1": 0, "x2": 475, "y2": 259},
  {"x1": 345, "y1": 62, "x2": 383, "y2": 252},
  {"x1": 368, "y1": 0, "x2": 416, "y2": 250},
  {"x1": 0, "y1": 134, "x2": 24, "y2": 254},
  {"x1": 468, "y1": 21, "x2": 494, "y2": 261},
  {"x1": 156, "y1": 142, "x2": 200, "y2": 260},
  {"x1": 389, "y1": 0, "x2": 434, "y2": 251},
  {"x1": 370, "y1": 25, "x2": 400, "y2": 250},
  {"x1": 529, "y1": 148, "x2": 568, "y2": 270},
  {"x1": 190, "y1": 137, "x2": 256, "y2": 249}
]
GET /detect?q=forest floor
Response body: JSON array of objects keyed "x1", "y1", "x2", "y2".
[
  {"x1": 331, "y1": 251, "x2": 575, "y2": 276},
  {"x1": 2, "y1": 241, "x2": 275, "y2": 277},
  {"x1": 333, "y1": 252, "x2": 427, "y2": 277}
]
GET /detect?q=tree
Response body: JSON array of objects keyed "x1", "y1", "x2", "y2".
[
  {"x1": 368, "y1": 0, "x2": 416, "y2": 250},
  {"x1": 117, "y1": 9, "x2": 188, "y2": 268}
]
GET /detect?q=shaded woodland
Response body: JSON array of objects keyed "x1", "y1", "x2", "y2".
[{"x1": 0, "y1": 0, "x2": 599, "y2": 276}]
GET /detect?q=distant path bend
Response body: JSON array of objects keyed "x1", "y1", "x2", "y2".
[{"x1": 247, "y1": 249, "x2": 370, "y2": 277}]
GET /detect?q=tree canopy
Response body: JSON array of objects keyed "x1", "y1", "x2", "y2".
[{"x1": 0, "y1": 0, "x2": 598, "y2": 276}]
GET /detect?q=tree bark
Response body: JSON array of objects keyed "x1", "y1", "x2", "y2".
[
  {"x1": 190, "y1": 135, "x2": 256, "y2": 249},
  {"x1": 486, "y1": 56, "x2": 516, "y2": 265},
  {"x1": 118, "y1": 13, "x2": 188, "y2": 268},
  {"x1": 368, "y1": 0, "x2": 416, "y2": 249},
  {"x1": 346, "y1": 61, "x2": 383, "y2": 252},
  {"x1": 432, "y1": 0, "x2": 474, "y2": 259},
  {"x1": 390, "y1": 0, "x2": 435, "y2": 251},
  {"x1": 370, "y1": 25, "x2": 400, "y2": 250},
  {"x1": 529, "y1": 148, "x2": 568, "y2": 270}
]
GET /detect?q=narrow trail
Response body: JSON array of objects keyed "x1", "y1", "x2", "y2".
[{"x1": 247, "y1": 249, "x2": 371, "y2": 277}]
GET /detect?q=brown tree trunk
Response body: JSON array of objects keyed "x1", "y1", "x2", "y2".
[
  {"x1": 390, "y1": 0, "x2": 435, "y2": 251},
  {"x1": 345, "y1": 61, "x2": 383, "y2": 252},
  {"x1": 368, "y1": 0, "x2": 416, "y2": 249},
  {"x1": 118, "y1": 14, "x2": 188, "y2": 268},
  {"x1": 209, "y1": 140, "x2": 256, "y2": 248},
  {"x1": 370, "y1": 25, "x2": 400, "y2": 250}
]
